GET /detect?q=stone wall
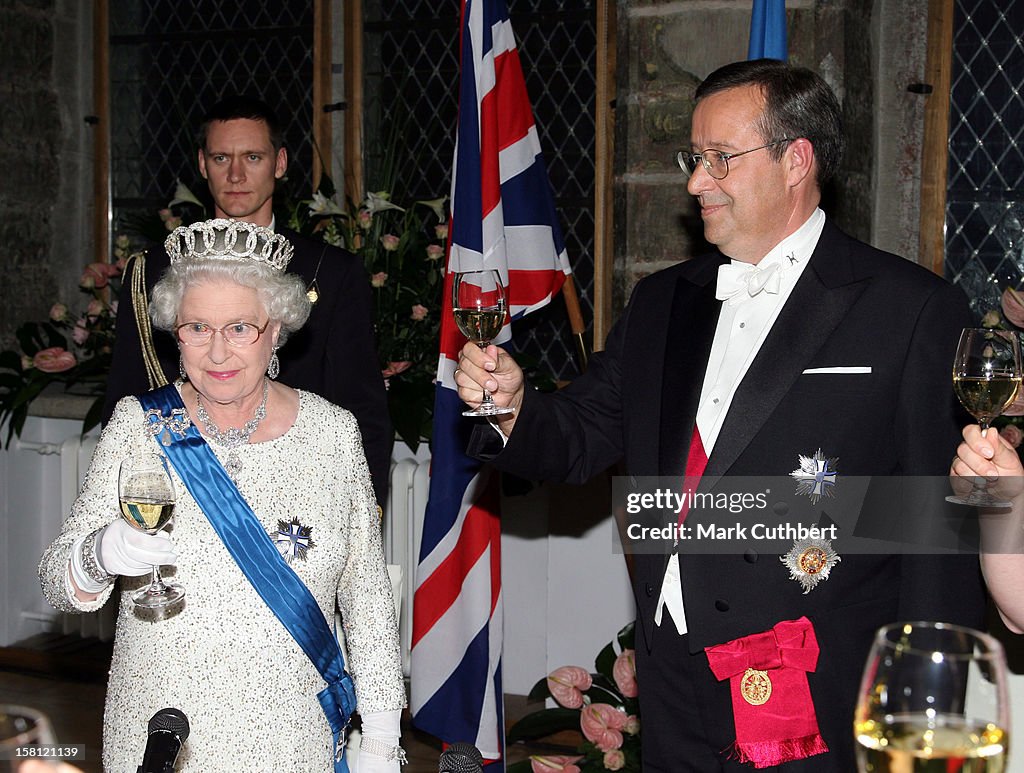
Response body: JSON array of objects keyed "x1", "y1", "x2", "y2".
[
  {"x1": 0, "y1": 0, "x2": 93, "y2": 349},
  {"x1": 0, "y1": 0, "x2": 61, "y2": 348},
  {"x1": 612, "y1": 0, "x2": 927, "y2": 313}
]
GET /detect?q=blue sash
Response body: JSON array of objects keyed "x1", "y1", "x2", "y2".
[{"x1": 138, "y1": 385, "x2": 355, "y2": 772}]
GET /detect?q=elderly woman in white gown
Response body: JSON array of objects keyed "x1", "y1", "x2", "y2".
[{"x1": 39, "y1": 219, "x2": 404, "y2": 772}]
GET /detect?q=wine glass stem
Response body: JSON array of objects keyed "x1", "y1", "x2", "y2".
[
  {"x1": 148, "y1": 565, "x2": 168, "y2": 594},
  {"x1": 475, "y1": 341, "x2": 497, "y2": 407}
]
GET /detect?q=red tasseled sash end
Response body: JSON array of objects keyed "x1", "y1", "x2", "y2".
[{"x1": 730, "y1": 733, "x2": 830, "y2": 769}]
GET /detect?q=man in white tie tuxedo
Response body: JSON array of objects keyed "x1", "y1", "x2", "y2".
[{"x1": 457, "y1": 59, "x2": 982, "y2": 771}]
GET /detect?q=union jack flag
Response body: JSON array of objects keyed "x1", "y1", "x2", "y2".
[{"x1": 410, "y1": 0, "x2": 571, "y2": 761}]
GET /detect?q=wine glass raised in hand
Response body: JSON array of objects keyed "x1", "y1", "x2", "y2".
[
  {"x1": 118, "y1": 452, "x2": 184, "y2": 609},
  {"x1": 453, "y1": 270, "x2": 515, "y2": 417},
  {"x1": 948, "y1": 327, "x2": 1023, "y2": 507},
  {"x1": 854, "y1": 621, "x2": 1009, "y2": 773}
]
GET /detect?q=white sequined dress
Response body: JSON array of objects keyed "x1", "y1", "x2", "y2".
[{"x1": 39, "y1": 389, "x2": 404, "y2": 772}]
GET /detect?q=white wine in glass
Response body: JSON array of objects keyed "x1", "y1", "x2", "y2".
[
  {"x1": 854, "y1": 621, "x2": 1009, "y2": 772},
  {"x1": 948, "y1": 328, "x2": 1023, "y2": 507},
  {"x1": 118, "y1": 452, "x2": 184, "y2": 609},
  {"x1": 453, "y1": 269, "x2": 515, "y2": 417}
]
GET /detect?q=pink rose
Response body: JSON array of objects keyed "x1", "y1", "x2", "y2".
[
  {"x1": 371, "y1": 272, "x2": 388, "y2": 288},
  {"x1": 410, "y1": 304, "x2": 428, "y2": 321},
  {"x1": 546, "y1": 666, "x2": 592, "y2": 709},
  {"x1": 623, "y1": 714, "x2": 640, "y2": 735},
  {"x1": 603, "y1": 749, "x2": 626, "y2": 771},
  {"x1": 381, "y1": 361, "x2": 412, "y2": 379},
  {"x1": 580, "y1": 703, "x2": 627, "y2": 752},
  {"x1": 435, "y1": 223, "x2": 449, "y2": 240},
  {"x1": 86, "y1": 299, "x2": 104, "y2": 318},
  {"x1": 380, "y1": 234, "x2": 401, "y2": 252},
  {"x1": 426, "y1": 244, "x2": 445, "y2": 261},
  {"x1": 48, "y1": 303, "x2": 68, "y2": 322},
  {"x1": 1000, "y1": 424, "x2": 1024, "y2": 449},
  {"x1": 72, "y1": 320, "x2": 90, "y2": 345},
  {"x1": 33, "y1": 347, "x2": 76, "y2": 373},
  {"x1": 1003, "y1": 288, "x2": 1024, "y2": 328},
  {"x1": 164, "y1": 216, "x2": 182, "y2": 231},
  {"x1": 358, "y1": 209, "x2": 373, "y2": 230},
  {"x1": 529, "y1": 755, "x2": 582, "y2": 773},
  {"x1": 612, "y1": 649, "x2": 638, "y2": 698},
  {"x1": 158, "y1": 208, "x2": 173, "y2": 221},
  {"x1": 79, "y1": 263, "x2": 110, "y2": 289}
]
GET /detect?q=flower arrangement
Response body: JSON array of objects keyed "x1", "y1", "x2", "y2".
[
  {"x1": 507, "y1": 623, "x2": 641, "y2": 773},
  {"x1": 0, "y1": 238, "x2": 132, "y2": 445},
  {"x1": 981, "y1": 287, "x2": 1024, "y2": 454},
  {"x1": 289, "y1": 182, "x2": 446, "y2": 450}
]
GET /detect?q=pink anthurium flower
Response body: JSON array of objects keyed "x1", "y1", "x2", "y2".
[{"x1": 546, "y1": 665, "x2": 592, "y2": 709}]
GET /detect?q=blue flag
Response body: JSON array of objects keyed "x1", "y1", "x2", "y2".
[{"x1": 748, "y1": 0, "x2": 787, "y2": 61}]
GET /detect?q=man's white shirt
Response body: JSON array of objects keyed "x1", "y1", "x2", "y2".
[{"x1": 655, "y1": 208, "x2": 826, "y2": 635}]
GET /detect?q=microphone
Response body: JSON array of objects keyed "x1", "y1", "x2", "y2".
[
  {"x1": 438, "y1": 742, "x2": 484, "y2": 773},
  {"x1": 137, "y1": 707, "x2": 190, "y2": 773}
]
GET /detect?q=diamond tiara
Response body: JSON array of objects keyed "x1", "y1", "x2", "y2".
[{"x1": 164, "y1": 218, "x2": 294, "y2": 271}]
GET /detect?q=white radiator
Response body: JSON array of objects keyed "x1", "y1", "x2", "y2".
[
  {"x1": 382, "y1": 454, "x2": 430, "y2": 677},
  {"x1": 0, "y1": 416, "x2": 113, "y2": 645}
]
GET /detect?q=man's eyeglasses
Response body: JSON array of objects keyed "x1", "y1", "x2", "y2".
[
  {"x1": 175, "y1": 320, "x2": 270, "y2": 347},
  {"x1": 676, "y1": 139, "x2": 793, "y2": 180}
]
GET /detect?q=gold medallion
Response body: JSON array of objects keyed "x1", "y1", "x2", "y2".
[{"x1": 740, "y1": 668, "x2": 772, "y2": 706}]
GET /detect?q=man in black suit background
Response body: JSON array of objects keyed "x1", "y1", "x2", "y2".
[
  {"x1": 104, "y1": 96, "x2": 392, "y2": 505},
  {"x1": 456, "y1": 60, "x2": 984, "y2": 770}
]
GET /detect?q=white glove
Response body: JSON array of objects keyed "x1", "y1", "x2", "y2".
[
  {"x1": 354, "y1": 709, "x2": 403, "y2": 773},
  {"x1": 94, "y1": 518, "x2": 178, "y2": 577}
]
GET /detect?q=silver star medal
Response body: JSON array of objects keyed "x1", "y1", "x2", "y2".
[
  {"x1": 273, "y1": 517, "x2": 316, "y2": 563},
  {"x1": 783, "y1": 450, "x2": 841, "y2": 592},
  {"x1": 781, "y1": 538, "x2": 841, "y2": 594},
  {"x1": 789, "y1": 448, "x2": 839, "y2": 504},
  {"x1": 144, "y1": 407, "x2": 191, "y2": 446}
]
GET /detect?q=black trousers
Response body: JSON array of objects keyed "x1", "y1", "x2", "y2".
[{"x1": 634, "y1": 612, "x2": 857, "y2": 772}]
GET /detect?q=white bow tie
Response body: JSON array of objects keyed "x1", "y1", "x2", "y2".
[{"x1": 715, "y1": 261, "x2": 782, "y2": 304}]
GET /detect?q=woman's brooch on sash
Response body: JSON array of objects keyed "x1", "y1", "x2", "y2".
[
  {"x1": 145, "y1": 407, "x2": 191, "y2": 446},
  {"x1": 272, "y1": 516, "x2": 316, "y2": 564}
]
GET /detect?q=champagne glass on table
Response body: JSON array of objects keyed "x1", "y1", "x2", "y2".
[
  {"x1": 854, "y1": 621, "x2": 1009, "y2": 772},
  {"x1": 453, "y1": 269, "x2": 515, "y2": 417},
  {"x1": 948, "y1": 328, "x2": 1023, "y2": 507},
  {"x1": 118, "y1": 452, "x2": 183, "y2": 608}
]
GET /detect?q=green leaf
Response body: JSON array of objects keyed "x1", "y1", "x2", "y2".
[
  {"x1": 507, "y1": 708, "x2": 582, "y2": 743},
  {"x1": 81, "y1": 396, "x2": 104, "y2": 437},
  {"x1": 595, "y1": 640, "x2": 617, "y2": 683},
  {"x1": 0, "y1": 350, "x2": 22, "y2": 371},
  {"x1": 527, "y1": 676, "x2": 552, "y2": 702},
  {"x1": 617, "y1": 621, "x2": 636, "y2": 651}
]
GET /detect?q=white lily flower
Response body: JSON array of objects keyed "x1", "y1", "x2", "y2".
[
  {"x1": 364, "y1": 191, "x2": 406, "y2": 214},
  {"x1": 168, "y1": 178, "x2": 205, "y2": 209},
  {"x1": 308, "y1": 191, "x2": 347, "y2": 216},
  {"x1": 416, "y1": 196, "x2": 449, "y2": 223}
]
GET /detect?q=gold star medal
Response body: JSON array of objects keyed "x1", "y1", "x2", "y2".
[{"x1": 781, "y1": 538, "x2": 841, "y2": 594}]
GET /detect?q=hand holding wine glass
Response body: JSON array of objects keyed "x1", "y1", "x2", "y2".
[
  {"x1": 117, "y1": 452, "x2": 184, "y2": 609},
  {"x1": 854, "y1": 621, "x2": 1008, "y2": 772},
  {"x1": 948, "y1": 328, "x2": 1022, "y2": 507},
  {"x1": 453, "y1": 269, "x2": 515, "y2": 417}
]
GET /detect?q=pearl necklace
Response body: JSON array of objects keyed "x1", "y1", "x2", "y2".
[{"x1": 195, "y1": 379, "x2": 269, "y2": 478}]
